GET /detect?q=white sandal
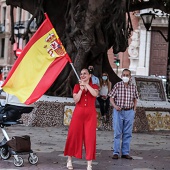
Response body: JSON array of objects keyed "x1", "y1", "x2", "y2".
[
  {"x1": 87, "y1": 165, "x2": 92, "y2": 170},
  {"x1": 67, "y1": 160, "x2": 73, "y2": 170}
]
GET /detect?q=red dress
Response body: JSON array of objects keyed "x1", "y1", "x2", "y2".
[{"x1": 64, "y1": 82, "x2": 98, "y2": 160}]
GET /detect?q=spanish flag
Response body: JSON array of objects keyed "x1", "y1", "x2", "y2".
[{"x1": 2, "y1": 13, "x2": 71, "y2": 105}]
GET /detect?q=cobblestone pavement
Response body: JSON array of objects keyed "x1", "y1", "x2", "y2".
[{"x1": 0, "y1": 125, "x2": 170, "y2": 170}]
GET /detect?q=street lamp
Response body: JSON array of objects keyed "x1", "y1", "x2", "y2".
[
  {"x1": 13, "y1": 24, "x2": 25, "y2": 57},
  {"x1": 14, "y1": 24, "x2": 25, "y2": 47},
  {"x1": 141, "y1": 13, "x2": 169, "y2": 42},
  {"x1": 140, "y1": 13, "x2": 155, "y2": 31},
  {"x1": 140, "y1": 12, "x2": 170, "y2": 99}
]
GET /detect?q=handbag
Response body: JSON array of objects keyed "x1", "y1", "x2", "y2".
[{"x1": 6, "y1": 135, "x2": 31, "y2": 152}]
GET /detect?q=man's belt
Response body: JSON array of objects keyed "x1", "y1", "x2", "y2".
[{"x1": 122, "y1": 108, "x2": 133, "y2": 111}]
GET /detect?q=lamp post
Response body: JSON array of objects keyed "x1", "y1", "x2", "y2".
[
  {"x1": 14, "y1": 24, "x2": 25, "y2": 48},
  {"x1": 140, "y1": 12, "x2": 170, "y2": 99},
  {"x1": 13, "y1": 24, "x2": 25, "y2": 57},
  {"x1": 141, "y1": 13, "x2": 169, "y2": 42},
  {"x1": 13, "y1": 8, "x2": 25, "y2": 58}
]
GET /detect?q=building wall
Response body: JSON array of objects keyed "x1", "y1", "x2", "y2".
[
  {"x1": 0, "y1": 1, "x2": 31, "y2": 80},
  {"x1": 108, "y1": 10, "x2": 168, "y2": 79},
  {"x1": 137, "y1": 9, "x2": 168, "y2": 78}
]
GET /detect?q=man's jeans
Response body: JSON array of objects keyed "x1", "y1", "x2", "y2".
[{"x1": 112, "y1": 109, "x2": 135, "y2": 155}]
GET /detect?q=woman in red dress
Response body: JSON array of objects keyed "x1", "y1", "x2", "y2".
[{"x1": 64, "y1": 68, "x2": 99, "y2": 170}]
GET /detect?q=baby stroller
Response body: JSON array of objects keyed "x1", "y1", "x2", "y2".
[{"x1": 0, "y1": 104, "x2": 38, "y2": 167}]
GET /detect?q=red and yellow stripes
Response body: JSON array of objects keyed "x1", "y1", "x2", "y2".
[{"x1": 2, "y1": 13, "x2": 71, "y2": 104}]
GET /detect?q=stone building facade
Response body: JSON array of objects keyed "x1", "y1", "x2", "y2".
[
  {"x1": 108, "y1": 12, "x2": 170, "y2": 131},
  {"x1": 0, "y1": 1, "x2": 34, "y2": 80},
  {"x1": 108, "y1": 9, "x2": 169, "y2": 84}
]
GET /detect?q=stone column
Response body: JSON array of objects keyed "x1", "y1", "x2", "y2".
[
  {"x1": 136, "y1": 27, "x2": 151, "y2": 76},
  {"x1": 128, "y1": 29, "x2": 140, "y2": 74}
]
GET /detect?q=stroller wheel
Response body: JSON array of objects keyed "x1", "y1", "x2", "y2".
[
  {"x1": 28, "y1": 154, "x2": 38, "y2": 165},
  {"x1": 0, "y1": 146, "x2": 11, "y2": 160},
  {"x1": 13, "y1": 156, "x2": 24, "y2": 167}
]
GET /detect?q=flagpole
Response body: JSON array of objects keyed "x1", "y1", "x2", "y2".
[{"x1": 69, "y1": 63, "x2": 80, "y2": 81}]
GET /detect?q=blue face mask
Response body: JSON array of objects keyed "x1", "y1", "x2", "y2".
[{"x1": 102, "y1": 76, "x2": 107, "y2": 80}]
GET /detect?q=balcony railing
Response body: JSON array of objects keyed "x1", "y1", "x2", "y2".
[{"x1": 14, "y1": 19, "x2": 37, "y2": 33}]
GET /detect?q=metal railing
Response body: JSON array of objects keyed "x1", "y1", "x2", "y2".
[{"x1": 14, "y1": 19, "x2": 37, "y2": 33}]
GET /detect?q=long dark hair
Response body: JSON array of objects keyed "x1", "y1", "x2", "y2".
[{"x1": 99, "y1": 72, "x2": 111, "y2": 90}]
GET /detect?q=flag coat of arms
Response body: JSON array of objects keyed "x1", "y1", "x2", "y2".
[{"x1": 2, "y1": 13, "x2": 71, "y2": 105}]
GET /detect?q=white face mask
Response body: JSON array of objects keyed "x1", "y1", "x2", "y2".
[
  {"x1": 102, "y1": 76, "x2": 107, "y2": 80},
  {"x1": 122, "y1": 76, "x2": 129, "y2": 83}
]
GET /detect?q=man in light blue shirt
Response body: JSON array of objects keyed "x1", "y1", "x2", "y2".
[{"x1": 88, "y1": 66, "x2": 100, "y2": 86}]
